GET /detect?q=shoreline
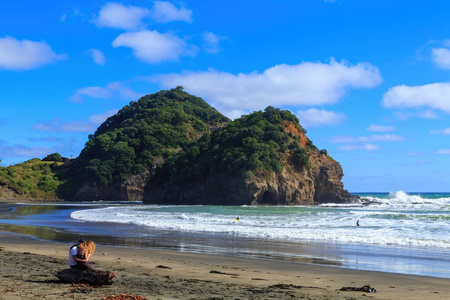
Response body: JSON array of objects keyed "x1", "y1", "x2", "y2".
[
  {"x1": 1, "y1": 233, "x2": 450, "y2": 299},
  {"x1": 2, "y1": 199, "x2": 450, "y2": 278}
]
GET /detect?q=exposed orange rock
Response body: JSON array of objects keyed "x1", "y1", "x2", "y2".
[{"x1": 283, "y1": 121, "x2": 308, "y2": 147}]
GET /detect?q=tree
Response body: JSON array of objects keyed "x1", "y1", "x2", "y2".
[{"x1": 43, "y1": 153, "x2": 63, "y2": 162}]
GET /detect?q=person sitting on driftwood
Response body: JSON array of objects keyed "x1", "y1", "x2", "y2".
[
  {"x1": 58, "y1": 240, "x2": 115, "y2": 285},
  {"x1": 75, "y1": 240, "x2": 96, "y2": 270},
  {"x1": 68, "y1": 239, "x2": 85, "y2": 269}
]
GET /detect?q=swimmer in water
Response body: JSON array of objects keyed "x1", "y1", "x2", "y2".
[{"x1": 357, "y1": 220, "x2": 360, "y2": 226}]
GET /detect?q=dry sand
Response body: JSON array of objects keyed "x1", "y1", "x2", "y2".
[{"x1": 1, "y1": 233, "x2": 449, "y2": 300}]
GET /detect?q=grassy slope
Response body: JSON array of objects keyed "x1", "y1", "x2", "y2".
[{"x1": 0, "y1": 158, "x2": 74, "y2": 199}]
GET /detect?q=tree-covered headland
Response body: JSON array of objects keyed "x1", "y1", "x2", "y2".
[{"x1": 0, "y1": 87, "x2": 337, "y2": 203}]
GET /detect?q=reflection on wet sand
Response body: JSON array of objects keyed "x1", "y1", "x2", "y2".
[{"x1": 0, "y1": 202, "x2": 343, "y2": 267}]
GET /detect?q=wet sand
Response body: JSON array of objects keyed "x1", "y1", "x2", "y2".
[{"x1": 1, "y1": 233, "x2": 449, "y2": 299}]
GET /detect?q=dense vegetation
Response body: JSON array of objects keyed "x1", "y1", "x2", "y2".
[
  {"x1": 75, "y1": 87, "x2": 230, "y2": 187},
  {"x1": 153, "y1": 106, "x2": 318, "y2": 185},
  {"x1": 0, "y1": 158, "x2": 73, "y2": 199},
  {"x1": 0, "y1": 88, "x2": 329, "y2": 200},
  {"x1": 42, "y1": 153, "x2": 63, "y2": 162}
]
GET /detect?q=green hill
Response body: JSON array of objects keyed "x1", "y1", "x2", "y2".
[
  {"x1": 0, "y1": 157, "x2": 73, "y2": 200},
  {"x1": 75, "y1": 86, "x2": 229, "y2": 188}
]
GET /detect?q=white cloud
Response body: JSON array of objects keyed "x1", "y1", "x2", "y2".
[
  {"x1": 70, "y1": 82, "x2": 142, "y2": 103},
  {"x1": 297, "y1": 108, "x2": 345, "y2": 127},
  {"x1": 358, "y1": 134, "x2": 405, "y2": 142},
  {"x1": 430, "y1": 128, "x2": 450, "y2": 135},
  {"x1": 152, "y1": 1, "x2": 193, "y2": 23},
  {"x1": 393, "y1": 109, "x2": 438, "y2": 120},
  {"x1": 431, "y1": 47, "x2": 450, "y2": 69},
  {"x1": 331, "y1": 134, "x2": 404, "y2": 152},
  {"x1": 436, "y1": 149, "x2": 450, "y2": 154},
  {"x1": 329, "y1": 135, "x2": 355, "y2": 143},
  {"x1": 382, "y1": 83, "x2": 450, "y2": 113},
  {"x1": 32, "y1": 110, "x2": 117, "y2": 133},
  {"x1": 156, "y1": 59, "x2": 382, "y2": 116},
  {"x1": 406, "y1": 152, "x2": 422, "y2": 156},
  {"x1": 89, "y1": 110, "x2": 119, "y2": 125},
  {"x1": 95, "y1": 2, "x2": 192, "y2": 30},
  {"x1": 33, "y1": 119, "x2": 97, "y2": 133},
  {"x1": 78, "y1": 86, "x2": 111, "y2": 98},
  {"x1": 202, "y1": 32, "x2": 224, "y2": 54},
  {"x1": 0, "y1": 36, "x2": 65, "y2": 71},
  {"x1": 367, "y1": 124, "x2": 395, "y2": 132},
  {"x1": 112, "y1": 30, "x2": 188, "y2": 63},
  {"x1": 338, "y1": 144, "x2": 380, "y2": 151},
  {"x1": 418, "y1": 110, "x2": 439, "y2": 119},
  {"x1": 107, "y1": 82, "x2": 142, "y2": 99},
  {"x1": 71, "y1": 86, "x2": 111, "y2": 102},
  {"x1": 226, "y1": 109, "x2": 249, "y2": 120},
  {"x1": 96, "y1": 3, "x2": 150, "y2": 30},
  {"x1": 330, "y1": 134, "x2": 404, "y2": 143},
  {"x1": 0, "y1": 139, "x2": 82, "y2": 165},
  {"x1": 89, "y1": 49, "x2": 106, "y2": 65},
  {"x1": 0, "y1": 144, "x2": 55, "y2": 159}
]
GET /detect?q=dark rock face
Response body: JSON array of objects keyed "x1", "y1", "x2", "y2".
[
  {"x1": 143, "y1": 152, "x2": 358, "y2": 205},
  {"x1": 309, "y1": 154, "x2": 359, "y2": 204},
  {"x1": 74, "y1": 171, "x2": 151, "y2": 201},
  {"x1": 144, "y1": 173, "x2": 252, "y2": 205},
  {"x1": 74, "y1": 151, "x2": 358, "y2": 205}
]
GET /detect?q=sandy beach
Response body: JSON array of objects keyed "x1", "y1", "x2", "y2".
[{"x1": 1, "y1": 232, "x2": 449, "y2": 300}]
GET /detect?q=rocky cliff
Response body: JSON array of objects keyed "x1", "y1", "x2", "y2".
[
  {"x1": 74, "y1": 170, "x2": 151, "y2": 201},
  {"x1": 142, "y1": 151, "x2": 358, "y2": 205}
]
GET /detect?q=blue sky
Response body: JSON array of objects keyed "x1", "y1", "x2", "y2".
[{"x1": 1, "y1": 0, "x2": 450, "y2": 192}]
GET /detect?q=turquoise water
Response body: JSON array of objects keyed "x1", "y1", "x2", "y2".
[
  {"x1": 1, "y1": 191, "x2": 450, "y2": 278},
  {"x1": 70, "y1": 191, "x2": 450, "y2": 249}
]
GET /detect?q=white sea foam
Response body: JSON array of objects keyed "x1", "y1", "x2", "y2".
[
  {"x1": 364, "y1": 191, "x2": 450, "y2": 209},
  {"x1": 71, "y1": 192, "x2": 450, "y2": 250}
]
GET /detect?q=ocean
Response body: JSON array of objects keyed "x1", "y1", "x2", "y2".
[{"x1": 1, "y1": 191, "x2": 449, "y2": 278}]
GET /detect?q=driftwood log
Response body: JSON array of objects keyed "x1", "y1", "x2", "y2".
[
  {"x1": 340, "y1": 285, "x2": 376, "y2": 293},
  {"x1": 55, "y1": 268, "x2": 116, "y2": 285}
]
